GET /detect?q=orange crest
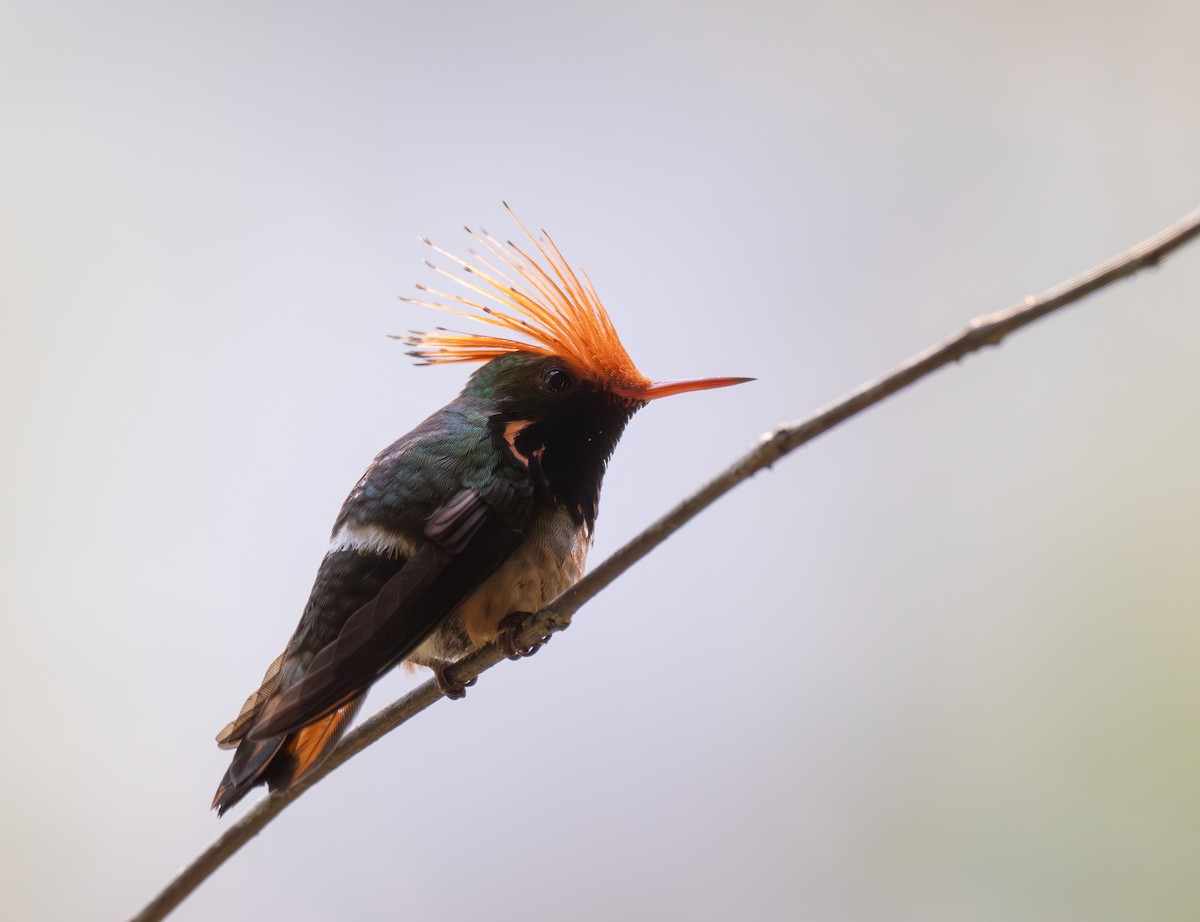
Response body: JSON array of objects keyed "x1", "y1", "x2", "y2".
[{"x1": 398, "y1": 205, "x2": 652, "y2": 391}]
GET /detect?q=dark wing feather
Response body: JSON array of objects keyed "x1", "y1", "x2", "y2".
[
  {"x1": 247, "y1": 484, "x2": 525, "y2": 739},
  {"x1": 211, "y1": 549, "x2": 409, "y2": 812},
  {"x1": 212, "y1": 694, "x2": 366, "y2": 815}
]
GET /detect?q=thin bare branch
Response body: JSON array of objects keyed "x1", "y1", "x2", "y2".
[{"x1": 128, "y1": 205, "x2": 1200, "y2": 922}]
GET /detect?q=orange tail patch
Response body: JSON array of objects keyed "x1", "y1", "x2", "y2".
[
  {"x1": 271, "y1": 696, "x2": 365, "y2": 790},
  {"x1": 211, "y1": 694, "x2": 366, "y2": 815}
]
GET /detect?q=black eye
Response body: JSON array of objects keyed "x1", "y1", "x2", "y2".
[{"x1": 541, "y1": 366, "x2": 574, "y2": 394}]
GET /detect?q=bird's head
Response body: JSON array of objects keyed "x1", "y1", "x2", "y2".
[{"x1": 397, "y1": 206, "x2": 751, "y2": 527}]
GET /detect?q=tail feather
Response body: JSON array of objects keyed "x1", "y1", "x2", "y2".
[
  {"x1": 211, "y1": 693, "x2": 366, "y2": 816},
  {"x1": 212, "y1": 734, "x2": 287, "y2": 815},
  {"x1": 215, "y1": 649, "x2": 287, "y2": 750}
]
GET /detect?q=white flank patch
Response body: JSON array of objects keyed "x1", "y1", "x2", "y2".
[{"x1": 328, "y1": 521, "x2": 417, "y2": 558}]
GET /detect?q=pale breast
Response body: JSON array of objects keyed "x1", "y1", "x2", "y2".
[{"x1": 406, "y1": 508, "x2": 590, "y2": 666}]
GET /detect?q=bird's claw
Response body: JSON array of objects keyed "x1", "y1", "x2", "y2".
[
  {"x1": 498, "y1": 611, "x2": 549, "y2": 660},
  {"x1": 433, "y1": 662, "x2": 476, "y2": 700}
]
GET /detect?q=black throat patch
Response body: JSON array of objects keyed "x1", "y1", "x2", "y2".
[{"x1": 490, "y1": 388, "x2": 641, "y2": 530}]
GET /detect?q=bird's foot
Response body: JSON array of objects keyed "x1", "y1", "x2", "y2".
[
  {"x1": 498, "y1": 611, "x2": 550, "y2": 660},
  {"x1": 432, "y1": 661, "x2": 476, "y2": 700}
]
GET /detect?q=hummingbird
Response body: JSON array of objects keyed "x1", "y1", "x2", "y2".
[{"x1": 211, "y1": 209, "x2": 750, "y2": 815}]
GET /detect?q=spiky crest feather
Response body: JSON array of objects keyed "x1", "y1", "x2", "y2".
[{"x1": 398, "y1": 206, "x2": 652, "y2": 391}]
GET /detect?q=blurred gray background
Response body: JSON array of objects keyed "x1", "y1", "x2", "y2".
[{"x1": 4, "y1": 2, "x2": 1199, "y2": 920}]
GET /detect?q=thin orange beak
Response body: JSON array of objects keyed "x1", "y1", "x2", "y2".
[{"x1": 615, "y1": 375, "x2": 754, "y2": 402}]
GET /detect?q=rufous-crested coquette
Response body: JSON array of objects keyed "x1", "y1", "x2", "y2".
[{"x1": 212, "y1": 209, "x2": 750, "y2": 814}]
